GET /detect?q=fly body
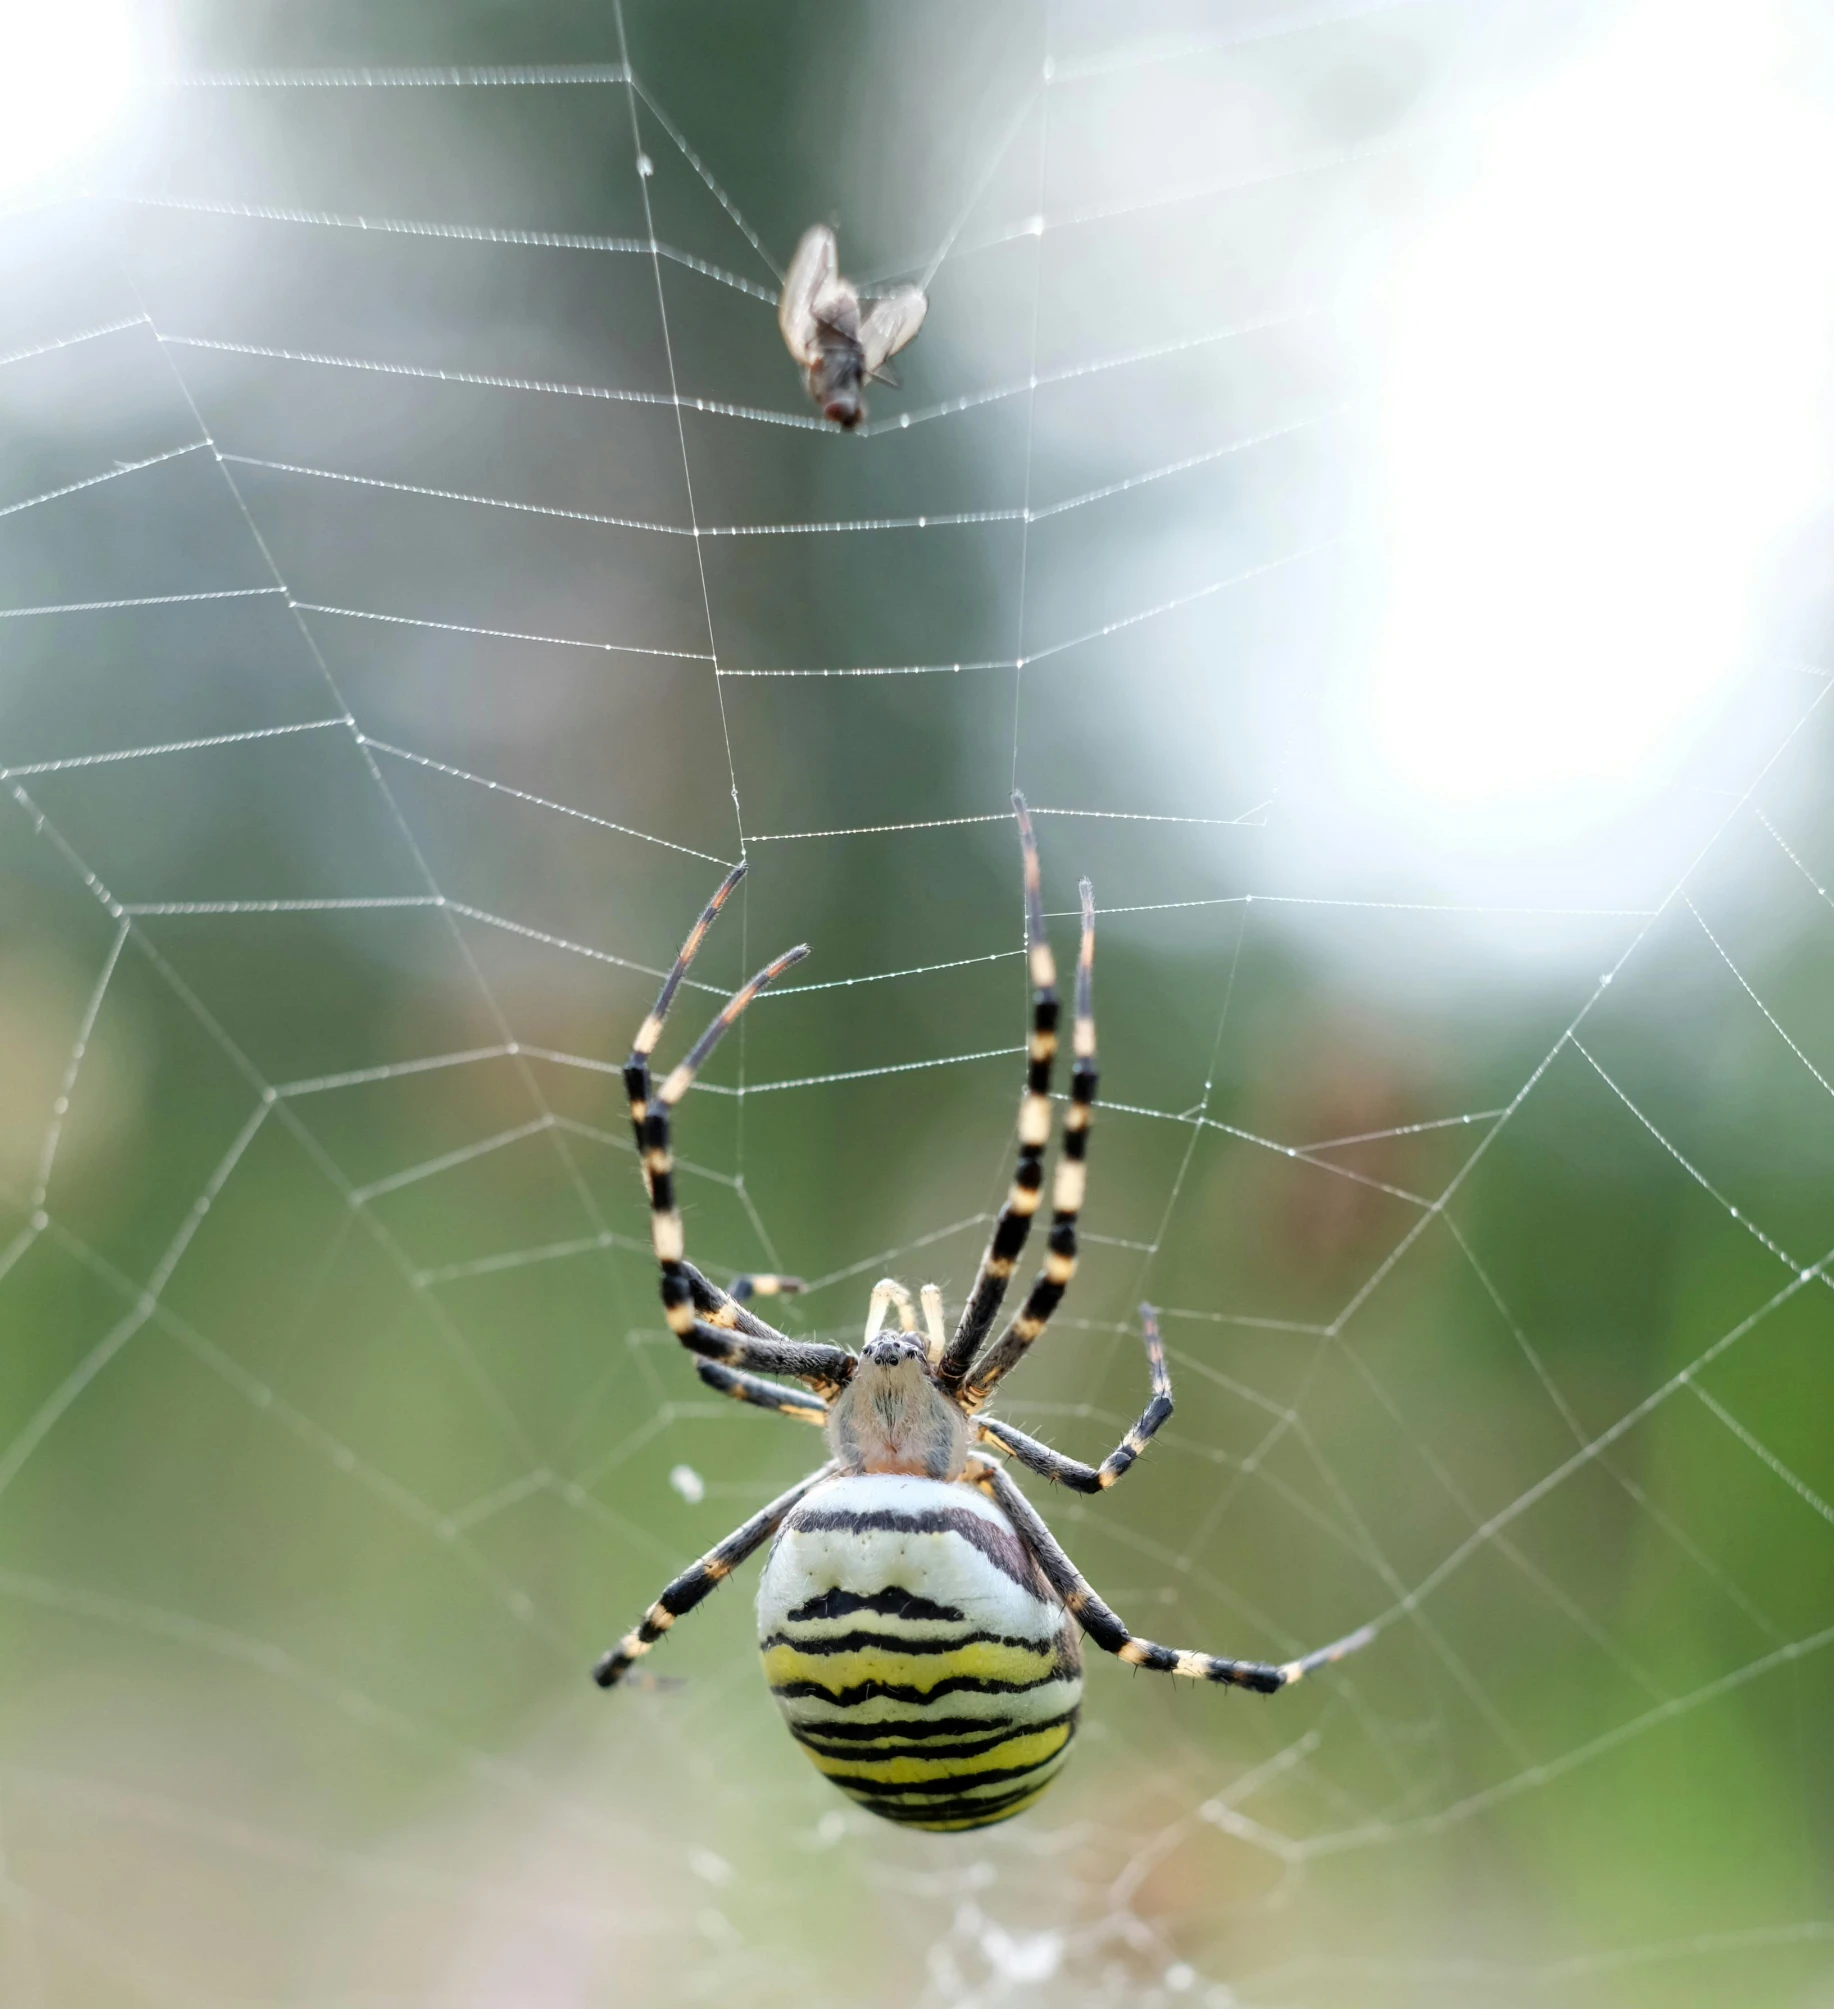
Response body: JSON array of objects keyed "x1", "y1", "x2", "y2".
[{"x1": 778, "y1": 223, "x2": 927, "y2": 429}]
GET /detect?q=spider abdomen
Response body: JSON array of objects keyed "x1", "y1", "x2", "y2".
[{"x1": 756, "y1": 1473, "x2": 1083, "y2": 1831}]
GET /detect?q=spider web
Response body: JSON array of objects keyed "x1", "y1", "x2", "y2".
[{"x1": 2, "y1": 2, "x2": 1833, "y2": 2004}]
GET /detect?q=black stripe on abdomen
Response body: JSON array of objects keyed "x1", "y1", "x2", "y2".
[
  {"x1": 784, "y1": 1505, "x2": 1041, "y2": 1594},
  {"x1": 834, "y1": 1775, "x2": 1064, "y2": 1829},
  {"x1": 790, "y1": 1712, "x2": 1078, "y2": 1767},
  {"x1": 828, "y1": 1758, "x2": 1065, "y2": 1804},
  {"x1": 771, "y1": 1669, "x2": 1070, "y2": 1707},
  {"x1": 761, "y1": 1626, "x2": 1054, "y2": 1659},
  {"x1": 786, "y1": 1587, "x2": 966, "y2": 1624}
]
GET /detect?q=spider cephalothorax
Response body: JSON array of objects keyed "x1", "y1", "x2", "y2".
[
  {"x1": 596, "y1": 796, "x2": 1373, "y2": 1830},
  {"x1": 827, "y1": 1303, "x2": 970, "y2": 1482}
]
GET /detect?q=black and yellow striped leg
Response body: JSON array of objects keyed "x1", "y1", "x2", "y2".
[
  {"x1": 694, "y1": 1359, "x2": 830, "y2": 1425},
  {"x1": 631, "y1": 910, "x2": 857, "y2": 1394},
  {"x1": 977, "y1": 1306, "x2": 1171, "y2": 1492},
  {"x1": 670, "y1": 1261, "x2": 851, "y2": 1390},
  {"x1": 624, "y1": 862, "x2": 747, "y2": 1174},
  {"x1": 960, "y1": 879, "x2": 1098, "y2": 1412},
  {"x1": 678, "y1": 1261, "x2": 815, "y2": 1348},
  {"x1": 672, "y1": 1271, "x2": 853, "y2": 1395},
  {"x1": 680, "y1": 1310, "x2": 851, "y2": 1395},
  {"x1": 641, "y1": 940, "x2": 810, "y2": 1329},
  {"x1": 593, "y1": 1461, "x2": 839, "y2": 1687},
  {"x1": 938, "y1": 794, "x2": 1061, "y2": 1391},
  {"x1": 731, "y1": 1273, "x2": 807, "y2": 1303},
  {"x1": 622, "y1": 880, "x2": 813, "y2": 1345},
  {"x1": 969, "y1": 1457, "x2": 1375, "y2": 1693}
]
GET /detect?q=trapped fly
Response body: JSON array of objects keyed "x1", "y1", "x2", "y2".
[{"x1": 778, "y1": 224, "x2": 927, "y2": 430}]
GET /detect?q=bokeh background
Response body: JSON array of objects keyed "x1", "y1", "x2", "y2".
[{"x1": 2, "y1": 1, "x2": 1832, "y2": 2003}]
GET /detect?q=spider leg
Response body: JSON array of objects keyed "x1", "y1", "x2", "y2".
[
  {"x1": 959, "y1": 878, "x2": 1098, "y2": 1412},
  {"x1": 920, "y1": 1283, "x2": 946, "y2": 1365},
  {"x1": 594, "y1": 1462, "x2": 839, "y2": 1687},
  {"x1": 681, "y1": 1318, "x2": 852, "y2": 1398},
  {"x1": 627, "y1": 879, "x2": 855, "y2": 1398},
  {"x1": 670, "y1": 1262, "x2": 852, "y2": 1396},
  {"x1": 975, "y1": 1306, "x2": 1170, "y2": 1492},
  {"x1": 864, "y1": 1277, "x2": 919, "y2": 1342},
  {"x1": 695, "y1": 1359, "x2": 829, "y2": 1426},
  {"x1": 679, "y1": 1262, "x2": 808, "y2": 1344},
  {"x1": 937, "y1": 795, "x2": 1064, "y2": 1391},
  {"x1": 969, "y1": 1455, "x2": 1375, "y2": 1692},
  {"x1": 730, "y1": 1273, "x2": 807, "y2": 1303},
  {"x1": 624, "y1": 862, "x2": 746, "y2": 1173}
]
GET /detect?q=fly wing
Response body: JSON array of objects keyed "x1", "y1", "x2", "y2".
[
  {"x1": 779, "y1": 225, "x2": 852, "y2": 366},
  {"x1": 858, "y1": 286, "x2": 928, "y2": 375}
]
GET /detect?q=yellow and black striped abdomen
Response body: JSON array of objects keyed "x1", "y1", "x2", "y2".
[{"x1": 756, "y1": 1474, "x2": 1082, "y2": 1831}]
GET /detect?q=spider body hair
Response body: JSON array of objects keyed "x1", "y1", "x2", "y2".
[{"x1": 826, "y1": 1334, "x2": 971, "y2": 1481}]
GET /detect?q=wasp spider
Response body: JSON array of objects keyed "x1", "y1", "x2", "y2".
[{"x1": 597, "y1": 797, "x2": 1373, "y2": 1831}]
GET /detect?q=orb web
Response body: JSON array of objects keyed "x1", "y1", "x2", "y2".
[{"x1": 1, "y1": 4, "x2": 1832, "y2": 2005}]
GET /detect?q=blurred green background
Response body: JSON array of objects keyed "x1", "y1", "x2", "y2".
[{"x1": 1, "y1": 1, "x2": 1832, "y2": 2003}]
